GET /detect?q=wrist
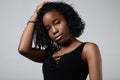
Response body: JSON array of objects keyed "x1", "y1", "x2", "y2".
[
  {"x1": 29, "y1": 13, "x2": 37, "y2": 21},
  {"x1": 27, "y1": 21, "x2": 36, "y2": 25}
]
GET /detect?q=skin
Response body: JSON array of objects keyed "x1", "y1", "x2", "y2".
[
  {"x1": 42, "y1": 10, "x2": 82, "y2": 57},
  {"x1": 43, "y1": 10, "x2": 75, "y2": 46},
  {"x1": 18, "y1": 2, "x2": 102, "y2": 80}
]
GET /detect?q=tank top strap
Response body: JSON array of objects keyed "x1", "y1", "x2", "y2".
[
  {"x1": 78, "y1": 42, "x2": 87, "y2": 55},
  {"x1": 81, "y1": 42, "x2": 87, "y2": 49}
]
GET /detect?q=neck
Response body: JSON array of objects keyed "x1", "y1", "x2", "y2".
[{"x1": 59, "y1": 37, "x2": 80, "y2": 49}]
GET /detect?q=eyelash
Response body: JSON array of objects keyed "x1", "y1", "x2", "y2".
[
  {"x1": 45, "y1": 20, "x2": 61, "y2": 31},
  {"x1": 54, "y1": 20, "x2": 60, "y2": 25},
  {"x1": 45, "y1": 26, "x2": 50, "y2": 31}
]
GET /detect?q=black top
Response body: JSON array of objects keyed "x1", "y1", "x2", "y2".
[{"x1": 42, "y1": 43, "x2": 88, "y2": 80}]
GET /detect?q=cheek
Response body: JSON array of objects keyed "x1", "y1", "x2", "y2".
[
  {"x1": 48, "y1": 31, "x2": 54, "y2": 40},
  {"x1": 61, "y1": 24, "x2": 70, "y2": 34}
]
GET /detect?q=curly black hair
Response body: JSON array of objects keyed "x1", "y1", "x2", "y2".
[{"x1": 33, "y1": 1, "x2": 85, "y2": 51}]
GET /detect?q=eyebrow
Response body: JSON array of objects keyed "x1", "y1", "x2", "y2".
[
  {"x1": 44, "y1": 18, "x2": 60, "y2": 27},
  {"x1": 52, "y1": 18, "x2": 60, "y2": 23}
]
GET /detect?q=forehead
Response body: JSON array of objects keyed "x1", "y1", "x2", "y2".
[{"x1": 43, "y1": 10, "x2": 63, "y2": 22}]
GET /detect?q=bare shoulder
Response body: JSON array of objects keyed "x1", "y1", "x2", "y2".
[
  {"x1": 82, "y1": 42, "x2": 102, "y2": 80},
  {"x1": 84, "y1": 42, "x2": 99, "y2": 51},
  {"x1": 82, "y1": 42, "x2": 101, "y2": 60}
]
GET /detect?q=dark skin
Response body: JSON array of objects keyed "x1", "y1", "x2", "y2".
[
  {"x1": 18, "y1": 2, "x2": 102, "y2": 80},
  {"x1": 42, "y1": 10, "x2": 82, "y2": 58}
]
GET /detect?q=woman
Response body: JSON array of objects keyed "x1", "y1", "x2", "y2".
[{"x1": 18, "y1": 1, "x2": 102, "y2": 80}]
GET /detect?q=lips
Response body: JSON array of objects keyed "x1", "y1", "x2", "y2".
[{"x1": 54, "y1": 34, "x2": 63, "y2": 41}]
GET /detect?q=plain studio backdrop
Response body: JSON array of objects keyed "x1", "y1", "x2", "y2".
[{"x1": 0, "y1": 0, "x2": 120, "y2": 80}]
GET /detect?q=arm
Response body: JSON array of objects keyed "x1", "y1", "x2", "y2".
[
  {"x1": 18, "y1": 2, "x2": 49, "y2": 63},
  {"x1": 83, "y1": 42, "x2": 102, "y2": 80}
]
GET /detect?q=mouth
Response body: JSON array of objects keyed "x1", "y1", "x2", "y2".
[{"x1": 54, "y1": 34, "x2": 63, "y2": 41}]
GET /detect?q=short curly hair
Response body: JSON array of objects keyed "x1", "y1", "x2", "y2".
[{"x1": 33, "y1": 2, "x2": 85, "y2": 51}]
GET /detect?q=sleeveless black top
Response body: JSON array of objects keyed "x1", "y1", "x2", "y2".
[{"x1": 42, "y1": 43, "x2": 88, "y2": 80}]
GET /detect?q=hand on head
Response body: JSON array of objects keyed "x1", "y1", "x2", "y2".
[
  {"x1": 30, "y1": 1, "x2": 50, "y2": 22},
  {"x1": 34, "y1": 1, "x2": 49, "y2": 16}
]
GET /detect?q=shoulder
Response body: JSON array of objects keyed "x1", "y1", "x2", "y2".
[
  {"x1": 84, "y1": 42, "x2": 99, "y2": 52},
  {"x1": 82, "y1": 42, "x2": 101, "y2": 61},
  {"x1": 82, "y1": 42, "x2": 102, "y2": 80}
]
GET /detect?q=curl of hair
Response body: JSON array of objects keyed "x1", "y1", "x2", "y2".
[{"x1": 33, "y1": 2, "x2": 85, "y2": 51}]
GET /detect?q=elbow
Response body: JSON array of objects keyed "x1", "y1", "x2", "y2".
[
  {"x1": 18, "y1": 47, "x2": 25, "y2": 55},
  {"x1": 18, "y1": 46, "x2": 29, "y2": 55}
]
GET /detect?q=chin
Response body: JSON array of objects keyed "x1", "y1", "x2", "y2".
[{"x1": 57, "y1": 40, "x2": 69, "y2": 46}]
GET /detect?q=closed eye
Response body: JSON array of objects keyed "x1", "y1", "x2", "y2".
[
  {"x1": 45, "y1": 26, "x2": 50, "y2": 31},
  {"x1": 53, "y1": 19, "x2": 61, "y2": 25}
]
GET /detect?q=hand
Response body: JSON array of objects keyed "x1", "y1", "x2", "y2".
[
  {"x1": 34, "y1": 1, "x2": 49, "y2": 14},
  {"x1": 30, "y1": 1, "x2": 49, "y2": 21}
]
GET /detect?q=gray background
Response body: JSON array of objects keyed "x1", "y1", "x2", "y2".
[{"x1": 0, "y1": 0, "x2": 120, "y2": 80}]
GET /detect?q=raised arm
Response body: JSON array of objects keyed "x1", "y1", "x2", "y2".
[
  {"x1": 83, "y1": 42, "x2": 102, "y2": 80},
  {"x1": 18, "y1": 2, "x2": 49, "y2": 63}
]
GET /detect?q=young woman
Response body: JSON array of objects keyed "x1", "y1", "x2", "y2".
[{"x1": 18, "y1": 1, "x2": 102, "y2": 80}]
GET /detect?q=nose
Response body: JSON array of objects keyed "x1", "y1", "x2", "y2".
[{"x1": 52, "y1": 26, "x2": 58, "y2": 34}]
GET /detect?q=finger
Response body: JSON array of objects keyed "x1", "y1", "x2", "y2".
[{"x1": 37, "y1": 1, "x2": 49, "y2": 10}]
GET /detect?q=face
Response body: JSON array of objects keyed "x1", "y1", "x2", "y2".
[{"x1": 43, "y1": 10, "x2": 72, "y2": 45}]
